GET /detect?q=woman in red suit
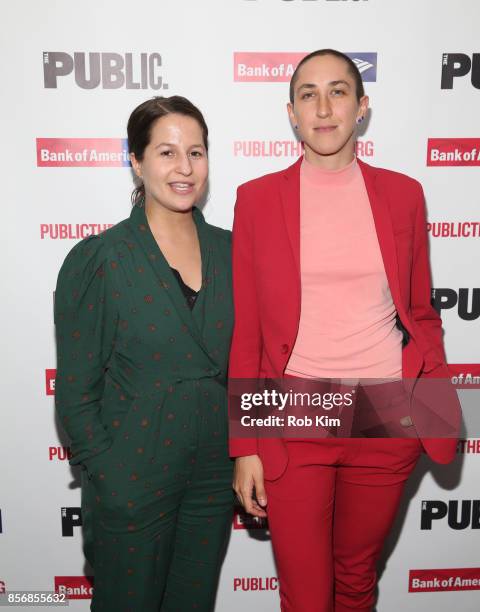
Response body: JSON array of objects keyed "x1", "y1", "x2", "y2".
[{"x1": 229, "y1": 49, "x2": 460, "y2": 611}]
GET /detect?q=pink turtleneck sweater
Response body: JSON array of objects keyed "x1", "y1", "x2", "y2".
[{"x1": 284, "y1": 156, "x2": 403, "y2": 379}]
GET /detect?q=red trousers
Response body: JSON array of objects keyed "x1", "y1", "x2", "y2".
[{"x1": 264, "y1": 438, "x2": 422, "y2": 612}]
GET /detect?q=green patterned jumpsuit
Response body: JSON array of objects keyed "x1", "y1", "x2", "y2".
[{"x1": 54, "y1": 203, "x2": 234, "y2": 611}]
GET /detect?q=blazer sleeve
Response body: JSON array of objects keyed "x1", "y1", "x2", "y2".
[
  {"x1": 410, "y1": 183, "x2": 447, "y2": 371},
  {"x1": 54, "y1": 235, "x2": 118, "y2": 469},
  {"x1": 228, "y1": 185, "x2": 262, "y2": 457}
]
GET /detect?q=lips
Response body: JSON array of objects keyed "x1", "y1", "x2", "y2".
[
  {"x1": 314, "y1": 126, "x2": 337, "y2": 133},
  {"x1": 169, "y1": 182, "x2": 194, "y2": 195}
]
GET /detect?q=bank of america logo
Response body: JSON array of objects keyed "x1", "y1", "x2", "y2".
[
  {"x1": 234, "y1": 51, "x2": 378, "y2": 83},
  {"x1": 346, "y1": 53, "x2": 377, "y2": 81},
  {"x1": 352, "y1": 59, "x2": 373, "y2": 73}
]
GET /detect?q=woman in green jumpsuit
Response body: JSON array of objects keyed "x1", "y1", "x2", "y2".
[{"x1": 54, "y1": 96, "x2": 234, "y2": 611}]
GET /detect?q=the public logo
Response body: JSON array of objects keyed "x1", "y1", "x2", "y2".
[
  {"x1": 41, "y1": 223, "x2": 114, "y2": 240},
  {"x1": 427, "y1": 221, "x2": 480, "y2": 238},
  {"x1": 61, "y1": 507, "x2": 82, "y2": 537},
  {"x1": 234, "y1": 52, "x2": 377, "y2": 82},
  {"x1": 432, "y1": 288, "x2": 480, "y2": 321},
  {"x1": 54, "y1": 576, "x2": 93, "y2": 599},
  {"x1": 233, "y1": 577, "x2": 278, "y2": 591},
  {"x1": 427, "y1": 138, "x2": 480, "y2": 166},
  {"x1": 457, "y1": 439, "x2": 480, "y2": 454},
  {"x1": 420, "y1": 500, "x2": 480, "y2": 530},
  {"x1": 49, "y1": 447, "x2": 72, "y2": 461},
  {"x1": 43, "y1": 52, "x2": 168, "y2": 90},
  {"x1": 441, "y1": 53, "x2": 480, "y2": 89},
  {"x1": 234, "y1": 140, "x2": 303, "y2": 158},
  {"x1": 233, "y1": 139, "x2": 374, "y2": 158}
]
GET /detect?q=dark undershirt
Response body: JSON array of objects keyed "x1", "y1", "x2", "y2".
[{"x1": 170, "y1": 267, "x2": 199, "y2": 310}]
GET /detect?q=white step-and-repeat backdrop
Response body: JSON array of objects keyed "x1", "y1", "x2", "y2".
[{"x1": 1, "y1": 0, "x2": 479, "y2": 610}]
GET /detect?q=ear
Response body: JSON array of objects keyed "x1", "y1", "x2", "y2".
[
  {"x1": 357, "y1": 95, "x2": 369, "y2": 122},
  {"x1": 287, "y1": 101, "x2": 297, "y2": 129},
  {"x1": 130, "y1": 153, "x2": 142, "y2": 178}
]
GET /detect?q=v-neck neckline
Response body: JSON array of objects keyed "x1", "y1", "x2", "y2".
[
  {"x1": 170, "y1": 267, "x2": 199, "y2": 295},
  {"x1": 145, "y1": 206, "x2": 205, "y2": 295},
  {"x1": 128, "y1": 203, "x2": 213, "y2": 359},
  {"x1": 133, "y1": 204, "x2": 208, "y2": 297},
  {"x1": 170, "y1": 266, "x2": 199, "y2": 311}
]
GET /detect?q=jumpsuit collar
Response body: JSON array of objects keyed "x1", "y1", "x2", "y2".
[{"x1": 127, "y1": 203, "x2": 215, "y2": 364}]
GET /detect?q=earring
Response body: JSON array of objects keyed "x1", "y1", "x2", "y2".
[
  {"x1": 294, "y1": 124, "x2": 299, "y2": 130},
  {"x1": 356, "y1": 116, "x2": 364, "y2": 124}
]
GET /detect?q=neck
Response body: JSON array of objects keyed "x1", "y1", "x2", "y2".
[
  {"x1": 303, "y1": 140, "x2": 356, "y2": 171},
  {"x1": 144, "y1": 198, "x2": 195, "y2": 237}
]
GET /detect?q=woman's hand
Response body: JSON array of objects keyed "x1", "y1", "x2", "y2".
[{"x1": 233, "y1": 455, "x2": 267, "y2": 518}]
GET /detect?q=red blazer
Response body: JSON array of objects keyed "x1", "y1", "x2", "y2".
[{"x1": 228, "y1": 157, "x2": 460, "y2": 479}]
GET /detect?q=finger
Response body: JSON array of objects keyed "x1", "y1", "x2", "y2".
[
  {"x1": 253, "y1": 479, "x2": 267, "y2": 507},
  {"x1": 241, "y1": 487, "x2": 256, "y2": 514},
  {"x1": 248, "y1": 504, "x2": 268, "y2": 518},
  {"x1": 250, "y1": 501, "x2": 268, "y2": 518},
  {"x1": 242, "y1": 487, "x2": 267, "y2": 518},
  {"x1": 233, "y1": 484, "x2": 243, "y2": 503}
]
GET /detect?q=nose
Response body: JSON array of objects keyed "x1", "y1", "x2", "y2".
[
  {"x1": 176, "y1": 153, "x2": 193, "y2": 176},
  {"x1": 315, "y1": 93, "x2": 332, "y2": 118}
]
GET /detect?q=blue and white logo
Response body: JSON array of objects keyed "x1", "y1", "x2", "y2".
[{"x1": 346, "y1": 52, "x2": 377, "y2": 82}]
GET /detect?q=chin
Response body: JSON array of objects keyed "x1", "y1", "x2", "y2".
[
  {"x1": 150, "y1": 190, "x2": 197, "y2": 213},
  {"x1": 171, "y1": 200, "x2": 196, "y2": 213},
  {"x1": 307, "y1": 140, "x2": 350, "y2": 158},
  {"x1": 309, "y1": 147, "x2": 342, "y2": 158}
]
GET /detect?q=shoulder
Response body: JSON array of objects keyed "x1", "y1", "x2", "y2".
[
  {"x1": 364, "y1": 161, "x2": 424, "y2": 197},
  {"x1": 57, "y1": 218, "x2": 131, "y2": 281},
  {"x1": 234, "y1": 163, "x2": 297, "y2": 221},
  {"x1": 237, "y1": 165, "x2": 289, "y2": 198},
  {"x1": 361, "y1": 161, "x2": 425, "y2": 221},
  {"x1": 204, "y1": 221, "x2": 232, "y2": 251},
  {"x1": 193, "y1": 206, "x2": 231, "y2": 246}
]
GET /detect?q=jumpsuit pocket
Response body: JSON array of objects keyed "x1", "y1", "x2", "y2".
[
  {"x1": 83, "y1": 450, "x2": 111, "y2": 481},
  {"x1": 82, "y1": 397, "x2": 140, "y2": 480}
]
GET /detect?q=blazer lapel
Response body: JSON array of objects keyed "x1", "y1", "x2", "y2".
[
  {"x1": 128, "y1": 204, "x2": 214, "y2": 360},
  {"x1": 280, "y1": 157, "x2": 302, "y2": 277},
  {"x1": 357, "y1": 158, "x2": 406, "y2": 323}
]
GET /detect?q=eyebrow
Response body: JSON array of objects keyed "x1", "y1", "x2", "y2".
[
  {"x1": 297, "y1": 80, "x2": 351, "y2": 92},
  {"x1": 154, "y1": 142, "x2": 205, "y2": 149}
]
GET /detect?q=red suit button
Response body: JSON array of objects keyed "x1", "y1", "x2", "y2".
[{"x1": 281, "y1": 344, "x2": 289, "y2": 354}]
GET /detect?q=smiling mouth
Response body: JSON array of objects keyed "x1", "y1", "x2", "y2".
[{"x1": 169, "y1": 182, "x2": 195, "y2": 194}]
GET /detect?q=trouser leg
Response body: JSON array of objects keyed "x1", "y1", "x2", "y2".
[
  {"x1": 264, "y1": 441, "x2": 344, "y2": 612},
  {"x1": 264, "y1": 439, "x2": 421, "y2": 612},
  {"x1": 84, "y1": 380, "x2": 233, "y2": 612},
  {"x1": 84, "y1": 447, "x2": 187, "y2": 612},
  {"x1": 90, "y1": 510, "x2": 177, "y2": 612},
  {"x1": 160, "y1": 443, "x2": 234, "y2": 612},
  {"x1": 333, "y1": 439, "x2": 422, "y2": 611}
]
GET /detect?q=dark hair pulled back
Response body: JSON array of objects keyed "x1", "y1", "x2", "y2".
[{"x1": 127, "y1": 95, "x2": 209, "y2": 206}]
